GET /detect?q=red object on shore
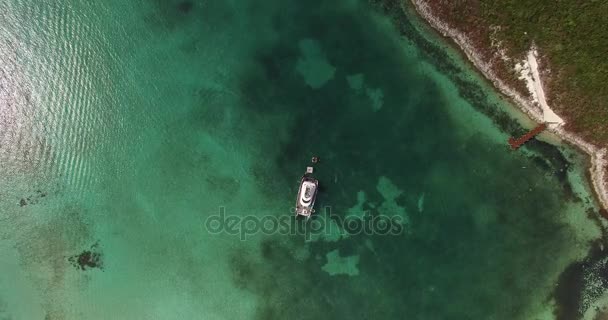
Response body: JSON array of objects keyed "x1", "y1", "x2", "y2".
[{"x1": 508, "y1": 123, "x2": 548, "y2": 150}]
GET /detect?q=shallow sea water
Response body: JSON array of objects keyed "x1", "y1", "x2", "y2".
[{"x1": 0, "y1": 0, "x2": 605, "y2": 319}]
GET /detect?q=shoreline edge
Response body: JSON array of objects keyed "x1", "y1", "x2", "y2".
[{"x1": 407, "y1": 0, "x2": 608, "y2": 211}]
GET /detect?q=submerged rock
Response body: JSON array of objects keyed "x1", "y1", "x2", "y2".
[
  {"x1": 177, "y1": 1, "x2": 193, "y2": 14},
  {"x1": 554, "y1": 242, "x2": 608, "y2": 319},
  {"x1": 18, "y1": 189, "x2": 49, "y2": 207},
  {"x1": 69, "y1": 243, "x2": 103, "y2": 271}
]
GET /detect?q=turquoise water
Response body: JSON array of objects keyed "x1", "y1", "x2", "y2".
[{"x1": 0, "y1": 0, "x2": 605, "y2": 319}]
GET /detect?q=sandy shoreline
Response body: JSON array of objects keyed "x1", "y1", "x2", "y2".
[{"x1": 408, "y1": 0, "x2": 608, "y2": 211}]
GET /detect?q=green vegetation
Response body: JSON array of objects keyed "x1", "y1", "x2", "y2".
[
  {"x1": 480, "y1": 0, "x2": 608, "y2": 143},
  {"x1": 416, "y1": 0, "x2": 608, "y2": 144}
]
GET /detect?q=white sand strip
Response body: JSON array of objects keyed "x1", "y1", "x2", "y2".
[
  {"x1": 525, "y1": 49, "x2": 565, "y2": 126},
  {"x1": 515, "y1": 49, "x2": 565, "y2": 126}
]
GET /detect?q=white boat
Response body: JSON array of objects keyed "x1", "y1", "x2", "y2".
[{"x1": 295, "y1": 175, "x2": 319, "y2": 218}]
